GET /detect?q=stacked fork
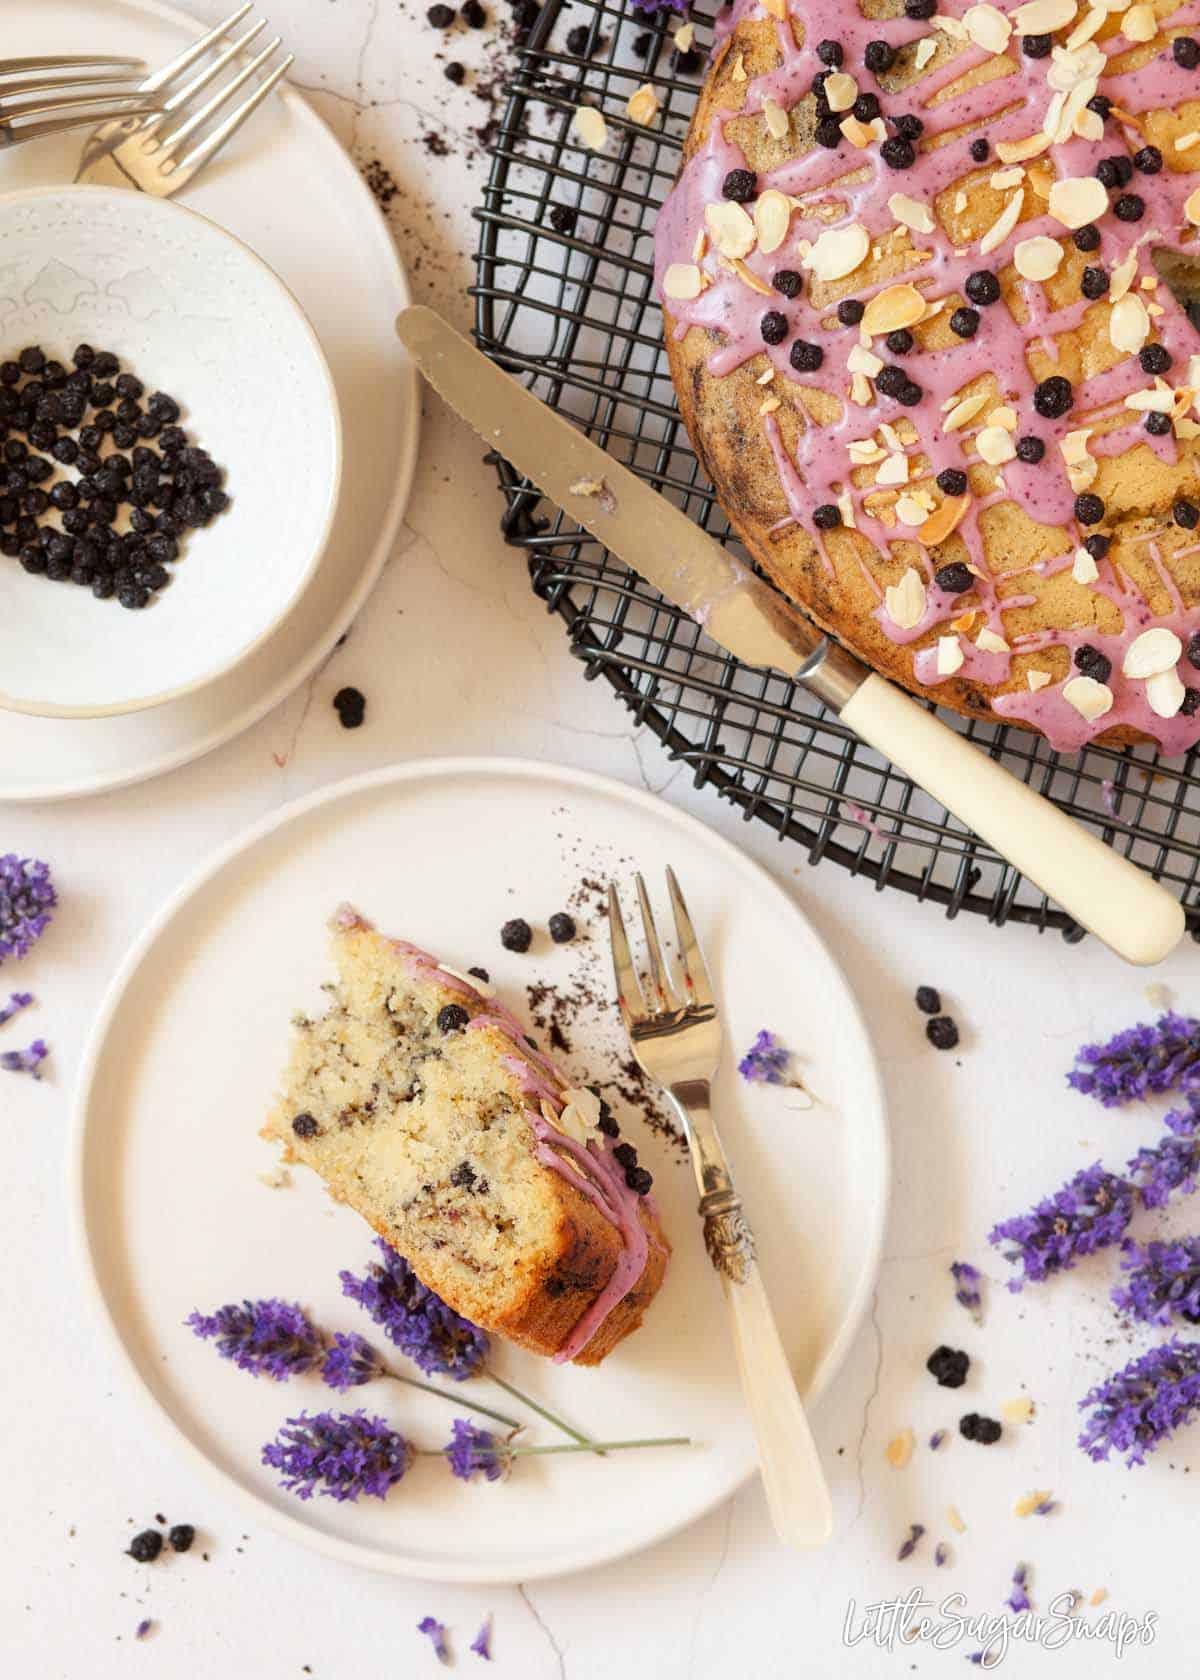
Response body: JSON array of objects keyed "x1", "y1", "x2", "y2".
[{"x1": 0, "y1": 56, "x2": 159, "y2": 148}]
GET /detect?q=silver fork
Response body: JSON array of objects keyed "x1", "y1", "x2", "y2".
[
  {"x1": 76, "y1": 4, "x2": 293, "y2": 196},
  {"x1": 0, "y1": 56, "x2": 160, "y2": 148},
  {"x1": 608, "y1": 869, "x2": 833, "y2": 1548}
]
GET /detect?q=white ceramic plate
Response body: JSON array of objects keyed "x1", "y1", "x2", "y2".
[
  {"x1": 72, "y1": 758, "x2": 889, "y2": 1583},
  {"x1": 0, "y1": 185, "x2": 341, "y2": 717},
  {"x1": 0, "y1": 0, "x2": 416, "y2": 792}
]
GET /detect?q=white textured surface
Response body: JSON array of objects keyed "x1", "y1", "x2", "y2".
[{"x1": 2, "y1": 0, "x2": 1197, "y2": 1672}]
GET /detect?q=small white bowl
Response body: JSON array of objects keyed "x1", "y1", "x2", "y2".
[{"x1": 0, "y1": 185, "x2": 341, "y2": 718}]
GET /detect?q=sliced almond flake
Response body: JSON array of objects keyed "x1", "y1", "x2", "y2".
[
  {"x1": 1125, "y1": 385, "x2": 1174, "y2": 412},
  {"x1": 914, "y1": 36, "x2": 938, "y2": 68},
  {"x1": 762, "y1": 96, "x2": 791, "y2": 139},
  {"x1": 731, "y1": 257, "x2": 774, "y2": 296},
  {"x1": 952, "y1": 610, "x2": 978, "y2": 633},
  {"x1": 731, "y1": 52, "x2": 747, "y2": 82},
  {"x1": 920, "y1": 493, "x2": 971, "y2": 545},
  {"x1": 1109, "y1": 243, "x2": 1140, "y2": 301},
  {"x1": 988, "y1": 404, "x2": 1018, "y2": 431},
  {"x1": 946, "y1": 1505, "x2": 967, "y2": 1534},
  {"x1": 1123, "y1": 626, "x2": 1182, "y2": 678},
  {"x1": 1186, "y1": 187, "x2": 1200, "y2": 227},
  {"x1": 848, "y1": 343, "x2": 884, "y2": 377},
  {"x1": 691, "y1": 227, "x2": 708, "y2": 263},
  {"x1": 572, "y1": 106, "x2": 608, "y2": 151},
  {"x1": 1014, "y1": 1488, "x2": 1055, "y2": 1517},
  {"x1": 1175, "y1": 131, "x2": 1200, "y2": 153},
  {"x1": 886, "y1": 1428, "x2": 915, "y2": 1468},
  {"x1": 875, "y1": 453, "x2": 911, "y2": 485},
  {"x1": 990, "y1": 166, "x2": 1025, "y2": 190},
  {"x1": 756, "y1": 367, "x2": 776, "y2": 387},
  {"x1": 802, "y1": 222, "x2": 870, "y2": 282},
  {"x1": 753, "y1": 189, "x2": 792, "y2": 255},
  {"x1": 1147, "y1": 300, "x2": 1165, "y2": 318},
  {"x1": 837, "y1": 491, "x2": 857, "y2": 529},
  {"x1": 963, "y1": 2, "x2": 1012, "y2": 53},
  {"x1": 934, "y1": 12, "x2": 969, "y2": 37},
  {"x1": 1048, "y1": 174, "x2": 1108, "y2": 229},
  {"x1": 1141, "y1": 274, "x2": 1158, "y2": 290},
  {"x1": 1027, "y1": 668, "x2": 1052, "y2": 691},
  {"x1": 759, "y1": 395, "x2": 782, "y2": 415},
  {"x1": 943, "y1": 391, "x2": 990, "y2": 431},
  {"x1": 1012, "y1": 0, "x2": 1077, "y2": 31},
  {"x1": 1148, "y1": 666, "x2": 1186, "y2": 718},
  {"x1": 977, "y1": 626, "x2": 1009, "y2": 652},
  {"x1": 1063, "y1": 674, "x2": 1114, "y2": 721},
  {"x1": 937, "y1": 634, "x2": 964, "y2": 675},
  {"x1": 976, "y1": 424, "x2": 1017, "y2": 464},
  {"x1": 823, "y1": 72, "x2": 857, "y2": 112},
  {"x1": 1048, "y1": 39, "x2": 1105, "y2": 93},
  {"x1": 880, "y1": 421, "x2": 904, "y2": 451},
  {"x1": 1177, "y1": 416, "x2": 1200, "y2": 440},
  {"x1": 954, "y1": 190, "x2": 968, "y2": 213},
  {"x1": 1060, "y1": 425, "x2": 1093, "y2": 465},
  {"x1": 839, "y1": 115, "x2": 877, "y2": 149},
  {"x1": 626, "y1": 83, "x2": 659, "y2": 126},
  {"x1": 888, "y1": 191, "x2": 935, "y2": 234},
  {"x1": 885, "y1": 567, "x2": 927, "y2": 630},
  {"x1": 663, "y1": 262, "x2": 703, "y2": 301},
  {"x1": 1122, "y1": 2, "x2": 1156, "y2": 40},
  {"x1": 674, "y1": 21, "x2": 695, "y2": 50},
  {"x1": 1073, "y1": 546, "x2": 1100, "y2": 583},
  {"x1": 896, "y1": 492, "x2": 933, "y2": 526},
  {"x1": 850, "y1": 372, "x2": 874, "y2": 405},
  {"x1": 705, "y1": 199, "x2": 756, "y2": 259},
  {"x1": 1090, "y1": 1589, "x2": 1108, "y2": 1608},
  {"x1": 1110, "y1": 292, "x2": 1150, "y2": 354},
  {"x1": 1015, "y1": 234, "x2": 1063, "y2": 281},
  {"x1": 861, "y1": 283, "x2": 927, "y2": 339},
  {"x1": 849, "y1": 437, "x2": 886, "y2": 463},
  {"x1": 868, "y1": 117, "x2": 887, "y2": 143},
  {"x1": 1068, "y1": 457, "x2": 1099, "y2": 492},
  {"x1": 1065, "y1": 6, "x2": 1106, "y2": 50},
  {"x1": 997, "y1": 131, "x2": 1051, "y2": 163},
  {"x1": 1073, "y1": 105, "x2": 1105, "y2": 140},
  {"x1": 258, "y1": 1165, "x2": 291, "y2": 1189}
]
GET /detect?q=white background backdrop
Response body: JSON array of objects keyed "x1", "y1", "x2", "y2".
[{"x1": 4, "y1": 0, "x2": 1199, "y2": 1673}]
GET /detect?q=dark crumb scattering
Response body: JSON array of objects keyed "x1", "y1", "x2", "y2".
[
  {"x1": 422, "y1": 131, "x2": 451, "y2": 157},
  {"x1": 926, "y1": 1015, "x2": 959, "y2": 1050},
  {"x1": 363, "y1": 159, "x2": 400, "y2": 208},
  {"x1": 444, "y1": 61, "x2": 466, "y2": 83},
  {"x1": 959, "y1": 1412, "x2": 1003, "y2": 1444},
  {"x1": 548, "y1": 911, "x2": 576, "y2": 943},
  {"x1": 449, "y1": 1159, "x2": 477, "y2": 1189},
  {"x1": 333, "y1": 686, "x2": 366, "y2": 729},
  {"x1": 292, "y1": 1112, "x2": 320, "y2": 1138},
  {"x1": 914, "y1": 985, "x2": 941, "y2": 1014},
  {"x1": 500, "y1": 917, "x2": 533, "y2": 953},
  {"x1": 127, "y1": 1530, "x2": 162, "y2": 1563},
  {"x1": 926, "y1": 1345, "x2": 970, "y2": 1388},
  {"x1": 168, "y1": 1524, "x2": 195, "y2": 1553}
]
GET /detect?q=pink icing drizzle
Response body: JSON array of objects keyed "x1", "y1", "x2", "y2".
[
  {"x1": 655, "y1": 0, "x2": 1200, "y2": 753},
  {"x1": 334, "y1": 910, "x2": 660, "y2": 1362}
]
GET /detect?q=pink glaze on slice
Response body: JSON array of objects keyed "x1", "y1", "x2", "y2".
[{"x1": 655, "y1": 0, "x2": 1200, "y2": 753}]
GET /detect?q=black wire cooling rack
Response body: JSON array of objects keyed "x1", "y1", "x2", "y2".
[{"x1": 471, "y1": 0, "x2": 1200, "y2": 936}]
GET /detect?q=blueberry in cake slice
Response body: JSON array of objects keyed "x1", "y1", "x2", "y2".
[{"x1": 262, "y1": 907, "x2": 669, "y2": 1365}]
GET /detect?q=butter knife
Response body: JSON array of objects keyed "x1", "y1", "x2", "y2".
[{"x1": 396, "y1": 306, "x2": 1185, "y2": 966}]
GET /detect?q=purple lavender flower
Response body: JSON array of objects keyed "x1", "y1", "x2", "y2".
[
  {"x1": 0, "y1": 855, "x2": 55, "y2": 965},
  {"x1": 950, "y1": 1260, "x2": 984, "y2": 1323},
  {"x1": 187, "y1": 1298, "x2": 324, "y2": 1380},
  {"x1": 1078, "y1": 1338, "x2": 1200, "y2": 1465},
  {"x1": 1068, "y1": 1013, "x2": 1200, "y2": 1107},
  {"x1": 738, "y1": 1030, "x2": 792, "y2": 1085},
  {"x1": 929, "y1": 1429, "x2": 946, "y2": 1450},
  {"x1": 934, "y1": 1542, "x2": 949, "y2": 1567},
  {"x1": 418, "y1": 1618, "x2": 451, "y2": 1665},
  {"x1": 445, "y1": 1419, "x2": 510, "y2": 1483},
  {"x1": 262, "y1": 1410, "x2": 411, "y2": 1501},
  {"x1": 340, "y1": 1240, "x2": 489, "y2": 1379},
  {"x1": 471, "y1": 1618, "x2": 492, "y2": 1660},
  {"x1": 988, "y1": 1162, "x2": 1136, "y2": 1288},
  {"x1": 135, "y1": 1619, "x2": 152, "y2": 1641},
  {"x1": 897, "y1": 1523, "x2": 924, "y2": 1561},
  {"x1": 320, "y1": 1331, "x2": 384, "y2": 1392},
  {"x1": 630, "y1": 0, "x2": 689, "y2": 14},
  {"x1": 1164, "y1": 1091, "x2": 1200, "y2": 1136},
  {"x1": 1113, "y1": 1237, "x2": 1200, "y2": 1325},
  {"x1": 1006, "y1": 1563, "x2": 1031, "y2": 1615},
  {"x1": 1128, "y1": 1132, "x2": 1200, "y2": 1209},
  {"x1": 0, "y1": 991, "x2": 32, "y2": 1028},
  {"x1": 1, "y1": 1037, "x2": 47, "y2": 1078}
]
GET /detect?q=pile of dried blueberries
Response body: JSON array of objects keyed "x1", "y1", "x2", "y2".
[{"x1": 0, "y1": 343, "x2": 230, "y2": 610}]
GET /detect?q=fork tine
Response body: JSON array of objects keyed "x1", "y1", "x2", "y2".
[
  {"x1": 665, "y1": 867, "x2": 715, "y2": 1011},
  {"x1": 139, "y1": 3, "x2": 255, "y2": 93},
  {"x1": 7, "y1": 100, "x2": 162, "y2": 147},
  {"x1": 168, "y1": 54, "x2": 292, "y2": 180},
  {"x1": 0, "y1": 56, "x2": 144, "y2": 73},
  {"x1": 634, "y1": 872, "x2": 680, "y2": 1015},
  {"x1": 0, "y1": 71, "x2": 147, "y2": 100},
  {"x1": 154, "y1": 36, "x2": 282, "y2": 160},
  {"x1": 4, "y1": 90, "x2": 160, "y2": 127},
  {"x1": 157, "y1": 21, "x2": 268, "y2": 120},
  {"x1": 607, "y1": 884, "x2": 648, "y2": 1029}
]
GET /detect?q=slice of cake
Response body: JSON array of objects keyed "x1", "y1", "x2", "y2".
[{"x1": 262, "y1": 907, "x2": 669, "y2": 1366}]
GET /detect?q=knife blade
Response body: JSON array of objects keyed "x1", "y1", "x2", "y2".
[{"x1": 395, "y1": 304, "x2": 1186, "y2": 966}]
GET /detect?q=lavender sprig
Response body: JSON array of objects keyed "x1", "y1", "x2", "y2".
[
  {"x1": 0, "y1": 854, "x2": 55, "y2": 965},
  {"x1": 0, "y1": 991, "x2": 32, "y2": 1028},
  {"x1": 1, "y1": 1037, "x2": 47, "y2": 1078},
  {"x1": 629, "y1": 0, "x2": 689, "y2": 14},
  {"x1": 1068, "y1": 1013, "x2": 1200, "y2": 1108},
  {"x1": 441, "y1": 1419, "x2": 691, "y2": 1484},
  {"x1": 471, "y1": 1618, "x2": 492, "y2": 1661},
  {"x1": 1005, "y1": 1563, "x2": 1031, "y2": 1615},
  {"x1": 738, "y1": 1030, "x2": 793, "y2": 1085},
  {"x1": 897, "y1": 1523, "x2": 925, "y2": 1561},
  {"x1": 1164, "y1": 1091, "x2": 1200, "y2": 1137},
  {"x1": 262, "y1": 1410, "x2": 411, "y2": 1501},
  {"x1": 988, "y1": 1163, "x2": 1136, "y2": 1288},
  {"x1": 1113, "y1": 1237, "x2": 1200, "y2": 1325},
  {"x1": 950, "y1": 1260, "x2": 984, "y2": 1324},
  {"x1": 342, "y1": 1240, "x2": 594, "y2": 1448},
  {"x1": 1127, "y1": 1132, "x2": 1200, "y2": 1209},
  {"x1": 1078, "y1": 1338, "x2": 1200, "y2": 1465},
  {"x1": 417, "y1": 1618, "x2": 451, "y2": 1666}
]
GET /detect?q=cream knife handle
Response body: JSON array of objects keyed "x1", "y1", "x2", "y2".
[
  {"x1": 840, "y1": 673, "x2": 1185, "y2": 965},
  {"x1": 722, "y1": 1259, "x2": 834, "y2": 1549}
]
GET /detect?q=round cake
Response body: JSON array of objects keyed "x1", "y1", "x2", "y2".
[{"x1": 654, "y1": 0, "x2": 1200, "y2": 753}]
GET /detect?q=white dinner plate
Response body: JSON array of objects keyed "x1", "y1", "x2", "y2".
[
  {"x1": 71, "y1": 758, "x2": 889, "y2": 1583},
  {"x1": 0, "y1": 0, "x2": 417, "y2": 796}
]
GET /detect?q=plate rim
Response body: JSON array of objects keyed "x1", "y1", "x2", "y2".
[
  {"x1": 0, "y1": 182, "x2": 344, "y2": 721},
  {"x1": 0, "y1": 0, "x2": 418, "y2": 800},
  {"x1": 68, "y1": 755, "x2": 891, "y2": 1583}
]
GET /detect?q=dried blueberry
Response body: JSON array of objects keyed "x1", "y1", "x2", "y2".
[
  {"x1": 915, "y1": 985, "x2": 941, "y2": 1014},
  {"x1": 837, "y1": 298, "x2": 865, "y2": 326},
  {"x1": 949, "y1": 307, "x2": 980, "y2": 339},
  {"x1": 760, "y1": 310, "x2": 788, "y2": 345},
  {"x1": 1080, "y1": 266, "x2": 1109, "y2": 299},
  {"x1": 548, "y1": 912, "x2": 576, "y2": 943},
  {"x1": 1074, "y1": 493, "x2": 1105, "y2": 526},
  {"x1": 959, "y1": 1412, "x2": 1002, "y2": 1444},
  {"x1": 721, "y1": 168, "x2": 757, "y2": 203},
  {"x1": 936, "y1": 562, "x2": 973, "y2": 594},
  {"x1": 626, "y1": 1166, "x2": 654, "y2": 1195},
  {"x1": 816, "y1": 39, "x2": 843, "y2": 65},
  {"x1": 1139, "y1": 344, "x2": 1171, "y2": 375},
  {"x1": 1174, "y1": 36, "x2": 1200, "y2": 69},
  {"x1": 333, "y1": 685, "x2": 366, "y2": 729},
  {"x1": 1074, "y1": 643, "x2": 1112, "y2": 683},
  {"x1": 864, "y1": 40, "x2": 896, "y2": 75},
  {"x1": 168, "y1": 1525, "x2": 195, "y2": 1553},
  {"x1": 789, "y1": 339, "x2": 824, "y2": 372},
  {"x1": 812, "y1": 503, "x2": 842, "y2": 529},
  {"x1": 926, "y1": 1015, "x2": 959, "y2": 1050},
  {"x1": 969, "y1": 137, "x2": 989, "y2": 162},
  {"x1": 1174, "y1": 500, "x2": 1199, "y2": 529},
  {"x1": 936, "y1": 468, "x2": 968, "y2": 496},
  {"x1": 292, "y1": 1112, "x2": 320, "y2": 1138},
  {"x1": 1016, "y1": 435, "x2": 1045, "y2": 463},
  {"x1": 127, "y1": 1530, "x2": 163, "y2": 1563},
  {"x1": 1033, "y1": 375, "x2": 1073, "y2": 418},
  {"x1": 965, "y1": 269, "x2": 1000, "y2": 306},
  {"x1": 771, "y1": 269, "x2": 802, "y2": 298},
  {"x1": 437, "y1": 1003, "x2": 470, "y2": 1033},
  {"x1": 926, "y1": 1345, "x2": 970, "y2": 1388},
  {"x1": 500, "y1": 918, "x2": 533, "y2": 953}
]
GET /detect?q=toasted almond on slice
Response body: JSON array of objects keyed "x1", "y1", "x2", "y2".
[
  {"x1": 1063, "y1": 674, "x2": 1114, "y2": 721},
  {"x1": 839, "y1": 115, "x2": 877, "y2": 149},
  {"x1": 756, "y1": 367, "x2": 776, "y2": 386},
  {"x1": 914, "y1": 36, "x2": 938, "y2": 68},
  {"x1": 1186, "y1": 186, "x2": 1200, "y2": 227},
  {"x1": 573, "y1": 106, "x2": 608, "y2": 150},
  {"x1": 875, "y1": 453, "x2": 911, "y2": 485},
  {"x1": 1066, "y1": 7, "x2": 1106, "y2": 51},
  {"x1": 862, "y1": 282, "x2": 927, "y2": 338},
  {"x1": 1176, "y1": 130, "x2": 1200, "y2": 153},
  {"x1": 1060, "y1": 426, "x2": 1093, "y2": 466},
  {"x1": 1122, "y1": 2, "x2": 1156, "y2": 40},
  {"x1": 952, "y1": 609, "x2": 978, "y2": 633},
  {"x1": 753, "y1": 189, "x2": 792, "y2": 254},
  {"x1": 802, "y1": 222, "x2": 870, "y2": 282},
  {"x1": 886, "y1": 1428, "x2": 915, "y2": 1468},
  {"x1": 1147, "y1": 666, "x2": 1187, "y2": 718},
  {"x1": 888, "y1": 192, "x2": 935, "y2": 235},
  {"x1": 963, "y1": 2, "x2": 1012, "y2": 52},
  {"x1": 848, "y1": 343, "x2": 884, "y2": 377},
  {"x1": 896, "y1": 492, "x2": 933, "y2": 526},
  {"x1": 705, "y1": 199, "x2": 757, "y2": 259},
  {"x1": 1012, "y1": 0, "x2": 1076, "y2": 30},
  {"x1": 980, "y1": 190, "x2": 1023, "y2": 256},
  {"x1": 918, "y1": 493, "x2": 971, "y2": 545},
  {"x1": 1110, "y1": 292, "x2": 1150, "y2": 354},
  {"x1": 1048, "y1": 174, "x2": 1108, "y2": 229},
  {"x1": 1027, "y1": 669, "x2": 1052, "y2": 691},
  {"x1": 762, "y1": 96, "x2": 791, "y2": 139},
  {"x1": 977, "y1": 626, "x2": 1009, "y2": 653},
  {"x1": 885, "y1": 567, "x2": 927, "y2": 629},
  {"x1": 731, "y1": 51, "x2": 747, "y2": 82},
  {"x1": 823, "y1": 71, "x2": 857, "y2": 112},
  {"x1": 943, "y1": 391, "x2": 990, "y2": 432},
  {"x1": 759, "y1": 395, "x2": 782, "y2": 415},
  {"x1": 998, "y1": 131, "x2": 1051, "y2": 163},
  {"x1": 988, "y1": 404, "x2": 1018, "y2": 430},
  {"x1": 849, "y1": 437, "x2": 886, "y2": 464},
  {"x1": 976, "y1": 424, "x2": 1017, "y2": 465},
  {"x1": 1125, "y1": 384, "x2": 1174, "y2": 413},
  {"x1": 990, "y1": 166, "x2": 1025, "y2": 190},
  {"x1": 1014, "y1": 235, "x2": 1063, "y2": 281},
  {"x1": 1072, "y1": 546, "x2": 1100, "y2": 583},
  {"x1": 731, "y1": 257, "x2": 774, "y2": 295},
  {"x1": 1123, "y1": 626, "x2": 1182, "y2": 678},
  {"x1": 663, "y1": 262, "x2": 703, "y2": 300},
  {"x1": 1074, "y1": 104, "x2": 1105, "y2": 140},
  {"x1": 937, "y1": 634, "x2": 964, "y2": 675},
  {"x1": 626, "y1": 83, "x2": 659, "y2": 126}
]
